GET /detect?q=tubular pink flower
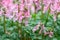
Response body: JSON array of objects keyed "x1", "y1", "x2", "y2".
[{"x1": 0, "y1": 11, "x2": 2, "y2": 16}]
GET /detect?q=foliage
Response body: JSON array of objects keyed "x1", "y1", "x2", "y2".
[{"x1": 0, "y1": 11, "x2": 60, "y2": 40}]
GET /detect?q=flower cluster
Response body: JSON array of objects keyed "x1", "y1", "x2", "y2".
[
  {"x1": 0, "y1": 0, "x2": 60, "y2": 22},
  {"x1": 32, "y1": 22, "x2": 53, "y2": 38}
]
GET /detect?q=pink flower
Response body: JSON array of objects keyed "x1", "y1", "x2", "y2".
[
  {"x1": 5, "y1": 13, "x2": 13, "y2": 20},
  {"x1": 2, "y1": 0, "x2": 13, "y2": 8},
  {"x1": 49, "y1": 34, "x2": 52, "y2": 37},
  {"x1": 20, "y1": 4, "x2": 25, "y2": 11},
  {"x1": 0, "y1": 11, "x2": 2, "y2": 16},
  {"x1": 31, "y1": 5, "x2": 35, "y2": 13},
  {"x1": 32, "y1": 24, "x2": 40, "y2": 32},
  {"x1": 24, "y1": 10, "x2": 30, "y2": 18},
  {"x1": 24, "y1": 20, "x2": 28, "y2": 26},
  {"x1": 49, "y1": 31, "x2": 53, "y2": 37},
  {"x1": 44, "y1": 31, "x2": 49, "y2": 36},
  {"x1": 39, "y1": 25, "x2": 45, "y2": 34}
]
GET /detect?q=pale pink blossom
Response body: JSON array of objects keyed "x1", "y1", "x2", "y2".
[
  {"x1": 0, "y1": 11, "x2": 2, "y2": 16},
  {"x1": 32, "y1": 23, "x2": 40, "y2": 32},
  {"x1": 44, "y1": 31, "x2": 49, "y2": 36},
  {"x1": 49, "y1": 31, "x2": 53, "y2": 37},
  {"x1": 39, "y1": 25, "x2": 45, "y2": 34}
]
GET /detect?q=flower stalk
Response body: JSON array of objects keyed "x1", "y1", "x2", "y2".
[{"x1": 3, "y1": 9, "x2": 6, "y2": 33}]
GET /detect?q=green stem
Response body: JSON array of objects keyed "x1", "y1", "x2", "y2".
[
  {"x1": 45, "y1": 7, "x2": 50, "y2": 26},
  {"x1": 0, "y1": 17, "x2": 1, "y2": 22},
  {"x1": 41, "y1": 0, "x2": 43, "y2": 14},
  {"x1": 16, "y1": 21, "x2": 20, "y2": 36},
  {"x1": 4, "y1": 14, "x2": 6, "y2": 33},
  {"x1": 17, "y1": 2, "x2": 21, "y2": 40}
]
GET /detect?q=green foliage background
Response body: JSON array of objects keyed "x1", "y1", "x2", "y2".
[{"x1": 0, "y1": 11, "x2": 60, "y2": 40}]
